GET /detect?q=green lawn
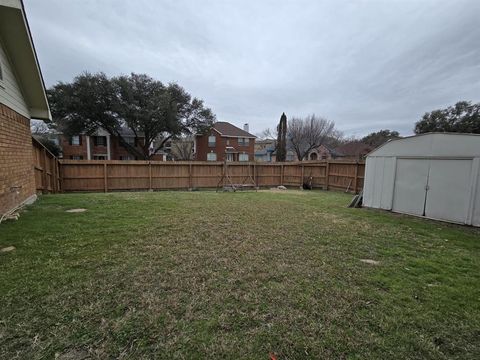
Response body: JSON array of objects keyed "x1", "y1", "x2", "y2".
[{"x1": 1, "y1": 191, "x2": 479, "y2": 359}]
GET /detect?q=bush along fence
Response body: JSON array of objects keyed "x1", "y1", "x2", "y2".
[
  {"x1": 32, "y1": 137, "x2": 61, "y2": 194},
  {"x1": 58, "y1": 160, "x2": 365, "y2": 193}
]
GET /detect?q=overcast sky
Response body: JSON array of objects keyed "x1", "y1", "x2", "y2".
[{"x1": 25, "y1": 0, "x2": 480, "y2": 137}]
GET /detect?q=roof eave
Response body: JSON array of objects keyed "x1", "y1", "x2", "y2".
[{"x1": 0, "y1": 0, "x2": 51, "y2": 121}]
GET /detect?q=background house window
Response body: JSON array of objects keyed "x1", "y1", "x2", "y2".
[
  {"x1": 208, "y1": 136, "x2": 216, "y2": 147},
  {"x1": 125, "y1": 137, "x2": 136, "y2": 146},
  {"x1": 70, "y1": 136, "x2": 81, "y2": 145},
  {"x1": 70, "y1": 155, "x2": 83, "y2": 160},
  {"x1": 239, "y1": 153, "x2": 249, "y2": 162},
  {"x1": 207, "y1": 152, "x2": 217, "y2": 161},
  {"x1": 93, "y1": 155, "x2": 107, "y2": 160},
  {"x1": 120, "y1": 155, "x2": 134, "y2": 160},
  {"x1": 94, "y1": 136, "x2": 107, "y2": 146},
  {"x1": 238, "y1": 138, "x2": 249, "y2": 146}
]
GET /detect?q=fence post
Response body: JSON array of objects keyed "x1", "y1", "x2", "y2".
[
  {"x1": 103, "y1": 163, "x2": 108, "y2": 192},
  {"x1": 149, "y1": 162, "x2": 152, "y2": 191},
  {"x1": 56, "y1": 160, "x2": 60, "y2": 192},
  {"x1": 281, "y1": 164, "x2": 284, "y2": 185},
  {"x1": 353, "y1": 161, "x2": 359, "y2": 194},
  {"x1": 301, "y1": 164, "x2": 304, "y2": 187},
  {"x1": 51, "y1": 156, "x2": 56, "y2": 193},
  {"x1": 41, "y1": 148, "x2": 48, "y2": 193},
  {"x1": 325, "y1": 161, "x2": 330, "y2": 190},
  {"x1": 189, "y1": 162, "x2": 193, "y2": 190}
]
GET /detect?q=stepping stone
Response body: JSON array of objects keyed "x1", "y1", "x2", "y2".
[
  {"x1": 65, "y1": 208, "x2": 87, "y2": 213},
  {"x1": 360, "y1": 259, "x2": 380, "y2": 265},
  {"x1": 0, "y1": 246, "x2": 15, "y2": 253}
]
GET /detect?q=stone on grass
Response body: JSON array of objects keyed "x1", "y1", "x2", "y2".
[
  {"x1": 360, "y1": 259, "x2": 380, "y2": 265},
  {"x1": 0, "y1": 246, "x2": 15, "y2": 253},
  {"x1": 55, "y1": 349, "x2": 90, "y2": 360},
  {"x1": 277, "y1": 185, "x2": 287, "y2": 190},
  {"x1": 65, "y1": 208, "x2": 87, "y2": 213}
]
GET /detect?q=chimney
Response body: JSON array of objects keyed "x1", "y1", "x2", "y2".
[{"x1": 243, "y1": 123, "x2": 249, "y2": 133}]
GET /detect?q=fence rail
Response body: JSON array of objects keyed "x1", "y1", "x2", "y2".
[
  {"x1": 32, "y1": 137, "x2": 60, "y2": 194},
  {"x1": 59, "y1": 160, "x2": 365, "y2": 193}
]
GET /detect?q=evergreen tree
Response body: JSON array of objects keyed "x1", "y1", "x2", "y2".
[{"x1": 276, "y1": 112, "x2": 287, "y2": 161}]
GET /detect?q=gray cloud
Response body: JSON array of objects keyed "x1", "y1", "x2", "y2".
[{"x1": 25, "y1": 0, "x2": 480, "y2": 136}]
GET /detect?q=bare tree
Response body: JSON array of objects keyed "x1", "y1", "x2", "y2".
[
  {"x1": 171, "y1": 138, "x2": 194, "y2": 160},
  {"x1": 287, "y1": 114, "x2": 335, "y2": 161},
  {"x1": 256, "y1": 127, "x2": 277, "y2": 140},
  {"x1": 31, "y1": 120, "x2": 51, "y2": 136}
]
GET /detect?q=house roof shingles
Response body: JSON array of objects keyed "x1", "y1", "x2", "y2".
[
  {"x1": 335, "y1": 142, "x2": 374, "y2": 156},
  {"x1": 212, "y1": 122, "x2": 256, "y2": 138}
]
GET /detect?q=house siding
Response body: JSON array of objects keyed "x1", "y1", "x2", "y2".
[
  {"x1": 0, "y1": 102, "x2": 36, "y2": 216},
  {"x1": 0, "y1": 39, "x2": 30, "y2": 120}
]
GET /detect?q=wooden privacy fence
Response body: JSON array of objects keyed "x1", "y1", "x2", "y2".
[
  {"x1": 59, "y1": 160, "x2": 365, "y2": 193},
  {"x1": 32, "y1": 137, "x2": 60, "y2": 193}
]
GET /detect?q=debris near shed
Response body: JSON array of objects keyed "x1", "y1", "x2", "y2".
[{"x1": 348, "y1": 190, "x2": 363, "y2": 208}]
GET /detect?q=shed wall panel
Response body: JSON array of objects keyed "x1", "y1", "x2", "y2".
[
  {"x1": 380, "y1": 157, "x2": 395, "y2": 210},
  {"x1": 363, "y1": 157, "x2": 376, "y2": 208},
  {"x1": 424, "y1": 159, "x2": 472, "y2": 224},
  {"x1": 469, "y1": 159, "x2": 480, "y2": 227},
  {"x1": 371, "y1": 158, "x2": 384, "y2": 208},
  {"x1": 392, "y1": 159, "x2": 429, "y2": 216}
]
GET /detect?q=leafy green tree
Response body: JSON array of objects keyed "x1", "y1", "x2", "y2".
[
  {"x1": 414, "y1": 101, "x2": 480, "y2": 134},
  {"x1": 276, "y1": 112, "x2": 287, "y2": 161},
  {"x1": 361, "y1": 129, "x2": 400, "y2": 147},
  {"x1": 47, "y1": 72, "x2": 215, "y2": 159}
]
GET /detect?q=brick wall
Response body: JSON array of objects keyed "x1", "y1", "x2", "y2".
[
  {"x1": 195, "y1": 131, "x2": 255, "y2": 161},
  {"x1": 0, "y1": 103, "x2": 36, "y2": 216},
  {"x1": 61, "y1": 135, "x2": 88, "y2": 159}
]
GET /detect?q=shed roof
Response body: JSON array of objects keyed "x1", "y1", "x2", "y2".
[
  {"x1": 0, "y1": 0, "x2": 51, "y2": 120},
  {"x1": 367, "y1": 133, "x2": 480, "y2": 158}
]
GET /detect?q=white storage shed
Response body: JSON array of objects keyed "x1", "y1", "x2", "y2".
[{"x1": 363, "y1": 133, "x2": 480, "y2": 226}]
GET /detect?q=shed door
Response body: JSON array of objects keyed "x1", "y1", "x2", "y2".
[
  {"x1": 392, "y1": 159, "x2": 429, "y2": 216},
  {"x1": 424, "y1": 160, "x2": 472, "y2": 223}
]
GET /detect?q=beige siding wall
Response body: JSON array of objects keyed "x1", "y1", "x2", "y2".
[{"x1": 0, "y1": 38, "x2": 30, "y2": 119}]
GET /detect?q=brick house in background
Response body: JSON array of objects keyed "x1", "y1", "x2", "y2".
[
  {"x1": 59, "y1": 127, "x2": 167, "y2": 161},
  {"x1": 0, "y1": 0, "x2": 51, "y2": 216},
  {"x1": 307, "y1": 144, "x2": 343, "y2": 161},
  {"x1": 195, "y1": 122, "x2": 256, "y2": 161}
]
